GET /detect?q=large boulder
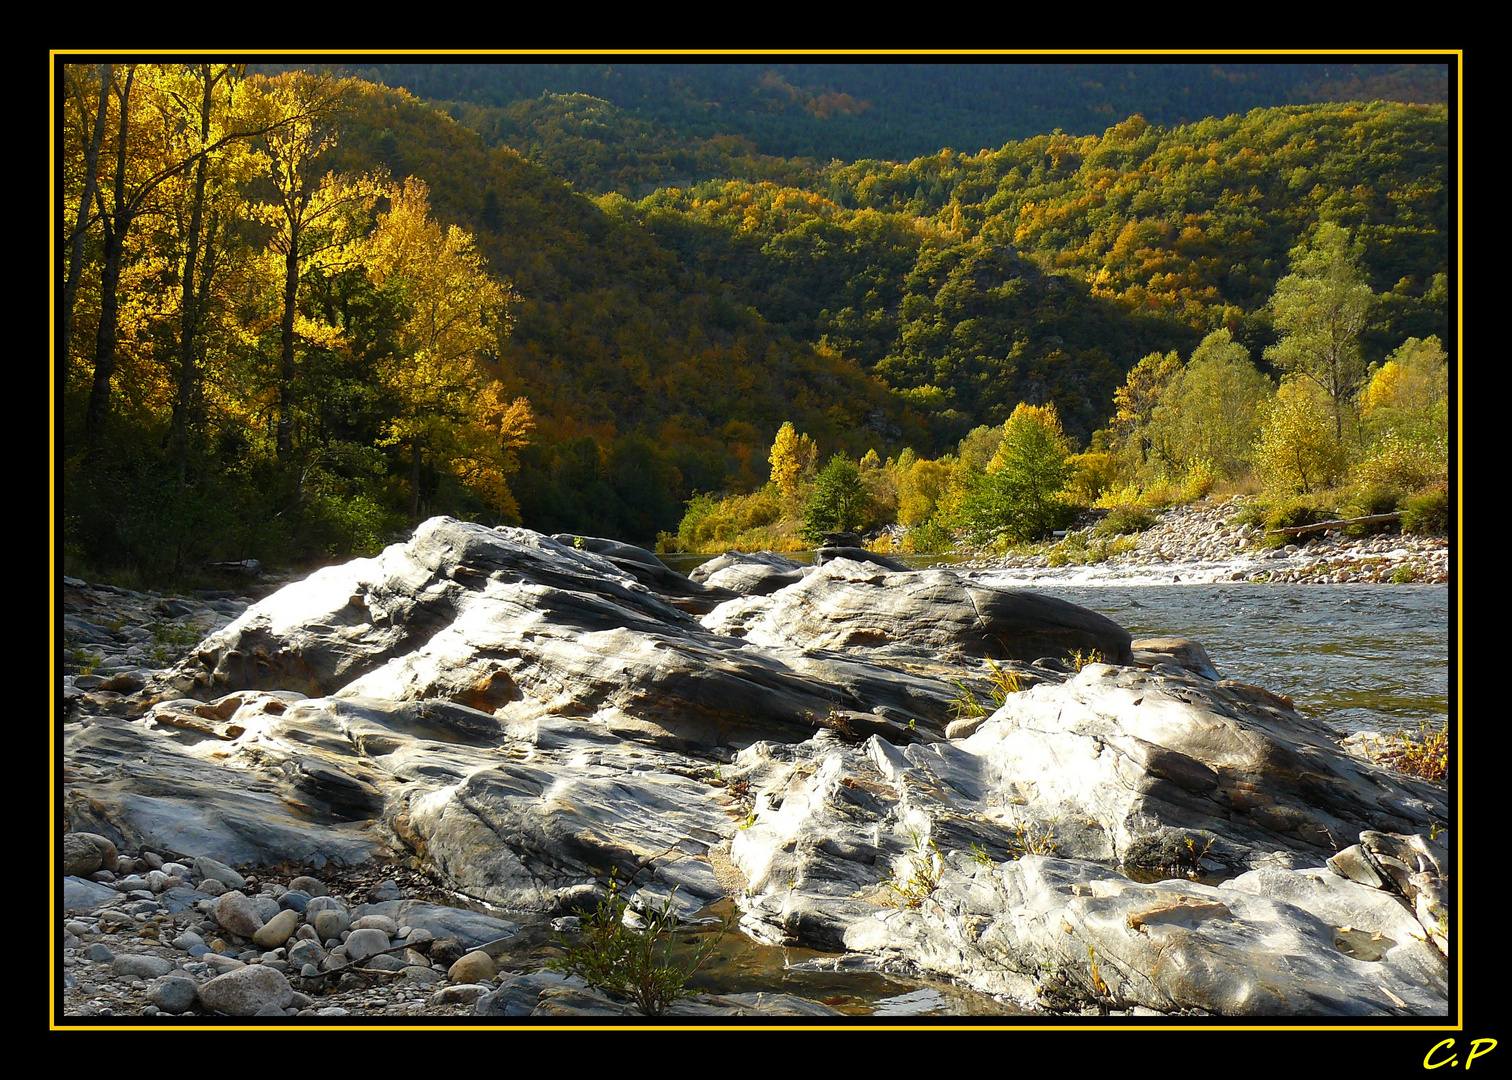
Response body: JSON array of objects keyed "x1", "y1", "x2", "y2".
[
  {"x1": 703, "y1": 559, "x2": 1133, "y2": 665},
  {"x1": 724, "y1": 663, "x2": 1447, "y2": 1015},
  {"x1": 689, "y1": 551, "x2": 809, "y2": 597},
  {"x1": 156, "y1": 520, "x2": 968, "y2": 750}
]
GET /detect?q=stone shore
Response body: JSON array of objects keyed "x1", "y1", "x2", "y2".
[{"x1": 957, "y1": 496, "x2": 1450, "y2": 584}]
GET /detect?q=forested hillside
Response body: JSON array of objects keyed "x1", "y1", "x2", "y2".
[{"x1": 58, "y1": 61, "x2": 1452, "y2": 581}]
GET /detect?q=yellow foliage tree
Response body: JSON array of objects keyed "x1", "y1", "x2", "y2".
[
  {"x1": 1256, "y1": 379, "x2": 1345, "y2": 495},
  {"x1": 365, "y1": 177, "x2": 532, "y2": 520},
  {"x1": 767, "y1": 421, "x2": 817, "y2": 502}
]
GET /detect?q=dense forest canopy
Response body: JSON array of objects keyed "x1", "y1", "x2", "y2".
[{"x1": 57, "y1": 57, "x2": 1454, "y2": 577}]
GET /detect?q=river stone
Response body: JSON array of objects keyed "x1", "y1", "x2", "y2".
[
  {"x1": 214, "y1": 891, "x2": 263, "y2": 939},
  {"x1": 363, "y1": 954, "x2": 409, "y2": 973},
  {"x1": 195, "y1": 858, "x2": 246, "y2": 890},
  {"x1": 312, "y1": 908, "x2": 350, "y2": 941},
  {"x1": 344, "y1": 927, "x2": 392, "y2": 962},
  {"x1": 429, "y1": 937, "x2": 467, "y2": 968},
  {"x1": 63, "y1": 833, "x2": 105, "y2": 877},
  {"x1": 149, "y1": 974, "x2": 200, "y2": 1014},
  {"x1": 252, "y1": 908, "x2": 301, "y2": 948},
  {"x1": 112, "y1": 953, "x2": 173, "y2": 979},
  {"x1": 288, "y1": 875, "x2": 328, "y2": 896},
  {"x1": 198, "y1": 965, "x2": 294, "y2": 1016},
  {"x1": 447, "y1": 950, "x2": 497, "y2": 983},
  {"x1": 349, "y1": 914, "x2": 398, "y2": 936},
  {"x1": 287, "y1": 939, "x2": 325, "y2": 966},
  {"x1": 429, "y1": 983, "x2": 491, "y2": 1007},
  {"x1": 64, "y1": 876, "x2": 120, "y2": 913},
  {"x1": 476, "y1": 971, "x2": 583, "y2": 1016}
]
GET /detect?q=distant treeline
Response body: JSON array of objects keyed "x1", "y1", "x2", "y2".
[{"x1": 61, "y1": 60, "x2": 1450, "y2": 581}]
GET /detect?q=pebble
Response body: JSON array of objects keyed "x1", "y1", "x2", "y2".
[{"x1": 60, "y1": 840, "x2": 490, "y2": 1022}]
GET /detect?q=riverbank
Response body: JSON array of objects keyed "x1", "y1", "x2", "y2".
[
  {"x1": 955, "y1": 495, "x2": 1450, "y2": 585},
  {"x1": 57, "y1": 518, "x2": 1450, "y2": 1023}
]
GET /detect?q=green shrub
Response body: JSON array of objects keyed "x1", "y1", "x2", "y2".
[
  {"x1": 801, "y1": 454, "x2": 869, "y2": 542},
  {"x1": 1093, "y1": 505, "x2": 1156, "y2": 537},
  {"x1": 550, "y1": 877, "x2": 731, "y2": 1016},
  {"x1": 959, "y1": 404, "x2": 1076, "y2": 544},
  {"x1": 902, "y1": 519, "x2": 955, "y2": 555},
  {"x1": 1401, "y1": 484, "x2": 1450, "y2": 536},
  {"x1": 1343, "y1": 482, "x2": 1405, "y2": 537},
  {"x1": 675, "y1": 487, "x2": 787, "y2": 552}
]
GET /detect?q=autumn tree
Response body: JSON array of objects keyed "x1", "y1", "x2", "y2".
[
  {"x1": 1144, "y1": 329, "x2": 1274, "y2": 479},
  {"x1": 767, "y1": 420, "x2": 817, "y2": 503},
  {"x1": 1256, "y1": 379, "x2": 1346, "y2": 494},
  {"x1": 60, "y1": 63, "x2": 111, "y2": 371},
  {"x1": 1109, "y1": 349, "x2": 1183, "y2": 476},
  {"x1": 961, "y1": 402, "x2": 1075, "y2": 543},
  {"x1": 1263, "y1": 223, "x2": 1375, "y2": 440},
  {"x1": 248, "y1": 71, "x2": 385, "y2": 461},
  {"x1": 1357, "y1": 335, "x2": 1449, "y2": 491},
  {"x1": 364, "y1": 177, "x2": 532, "y2": 520},
  {"x1": 70, "y1": 64, "x2": 296, "y2": 460}
]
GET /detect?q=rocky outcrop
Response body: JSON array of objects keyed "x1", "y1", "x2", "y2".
[
  {"x1": 688, "y1": 551, "x2": 809, "y2": 597},
  {"x1": 61, "y1": 517, "x2": 1449, "y2": 1018},
  {"x1": 702, "y1": 558, "x2": 1133, "y2": 665}
]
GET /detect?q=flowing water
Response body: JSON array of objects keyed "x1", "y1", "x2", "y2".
[{"x1": 977, "y1": 580, "x2": 1451, "y2": 739}]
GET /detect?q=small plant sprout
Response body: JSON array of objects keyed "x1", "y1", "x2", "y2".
[
  {"x1": 1006, "y1": 816, "x2": 1058, "y2": 858},
  {"x1": 1088, "y1": 945, "x2": 1110, "y2": 1000},
  {"x1": 969, "y1": 842, "x2": 994, "y2": 867},
  {"x1": 1367, "y1": 721, "x2": 1448, "y2": 783},
  {"x1": 1069, "y1": 648, "x2": 1106, "y2": 673},
  {"x1": 888, "y1": 831, "x2": 944, "y2": 908},
  {"x1": 948, "y1": 659, "x2": 1024, "y2": 720}
]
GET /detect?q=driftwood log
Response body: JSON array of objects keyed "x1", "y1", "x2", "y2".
[{"x1": 1265, "y1": 512, "x2": 1402, "y2": 538}]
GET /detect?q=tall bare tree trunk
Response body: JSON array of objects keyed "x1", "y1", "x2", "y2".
[
  {"x1": 83, "y1": 66, "x2": 135, "y2": 461},
  {"x1": 61, "y1": 63, "x2": 110, "y2": 369}
]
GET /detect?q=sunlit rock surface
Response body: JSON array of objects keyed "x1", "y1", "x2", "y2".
[{"x1": 62, "y1": 517, "x2": 1448, "y2": 1017}]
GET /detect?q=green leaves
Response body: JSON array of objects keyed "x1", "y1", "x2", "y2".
[
  {"x1": 801, "y1": 453, "x2": 869, "y2": 542},
  {"x1": 549, "y1": 878, "x2": 731, "y2": 1017},
  {"x1": 960, "y1": 403, "x2": 1076, "y2": 544}
]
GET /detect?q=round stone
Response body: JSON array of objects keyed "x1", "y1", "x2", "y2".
[
  {"x1": 344, "y1": 927, "x2": 392, "y2": 962},
  {"x1": 446, "y1": 950, "x2": 497, "y2": 984},
  {"x1": 150, "y1": 974, "x2": 200, "y2": 1014}
]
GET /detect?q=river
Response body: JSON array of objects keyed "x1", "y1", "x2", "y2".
[
  {"x1": 978, "y1": 580, "x2": 1451, "y2": 739},
  {"x1": 660, "y1": 552, "x2": 1452, "y2": 739}
]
